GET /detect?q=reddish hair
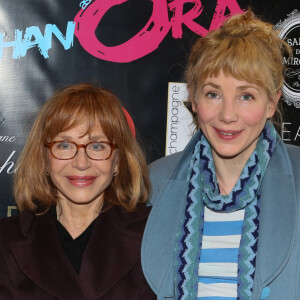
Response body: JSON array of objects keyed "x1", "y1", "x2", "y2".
[{"x1": 14, "y1": 83, "x2": 150, "y2": 213}]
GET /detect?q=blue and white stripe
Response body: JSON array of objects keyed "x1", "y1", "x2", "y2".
[{"x1": 198, "y1": 207, "x2": 245, "y2": 299}]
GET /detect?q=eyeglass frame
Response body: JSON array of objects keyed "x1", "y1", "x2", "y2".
[{"x1": 44, "y1": 140, "x2": 118, "y2": 161}]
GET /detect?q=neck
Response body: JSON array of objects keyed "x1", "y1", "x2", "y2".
[
  {"x1": 212, "y1": 150, "x2": 253, "y2": 195},
  {"x1": 56, "y1": 199, "x2": 102, "y2": 239}
]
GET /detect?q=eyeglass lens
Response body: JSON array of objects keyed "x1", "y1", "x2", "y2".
[{"x1": 51, "y1": 141, "x2": 112, "y2": 160}]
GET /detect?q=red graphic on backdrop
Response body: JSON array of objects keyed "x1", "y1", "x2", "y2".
[
  {"x1": 74, "y1": 0, "x2": 243, "y2": 62},
  {"x1": 122, "y1": 107, "x2": 136, "y2": 137}
]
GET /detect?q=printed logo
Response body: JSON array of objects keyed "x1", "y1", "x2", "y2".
[
  {"x1": 166, "y1": 83, "x2": 195, "y2": 155},
  {"x1": 74, "y1": 0, "x2": 243, "y2": 62},
  {"x1": 0, "y1": 0, "x2": 244, "y2": 62},
  {"x1": 275, "y1": 10, "x2": 300, "y2": 108}
]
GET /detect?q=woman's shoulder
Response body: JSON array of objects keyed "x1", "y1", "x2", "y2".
[
  {"x1": 108, "y1": 204, "x2": 151, "y2": 221},
  {"x1": 285, "y1": 143, "x2": 300, "y2": 159},
  {"x1": 0, "y1": 210, "x2": 43, "y2": 244},
  {"x1": 149, "y1": 131, "x2": 201, "y2": 182},
  {"x1": 150, "y1": 152, "x2": 183, "y2": 171},
  {"x1": 149, "y1": 152, "x2": 184, "y2": 182},
  {"x1": 104, "y1": 204, "x2": 151, "y2": 233},
  {"x1": 0, "y1": 215, "x2": 21, "y2": 229},
  {"x1": 0, "y1": 215, "x2": 23, "y2": 244},
  {"x1": 284, "y1": 143, "x2": 300, "y2": 178},
  {"x1": 91, "y1": 205, "x2": 151, "y2": 246}
]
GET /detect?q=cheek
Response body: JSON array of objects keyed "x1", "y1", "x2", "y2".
[
  {"x1": 240, "y1": 107, "x2": 269, "y2": 127},
  {"x1": 95, "y1": 163, "x2": 113, "y2": 174},
  {"x1": 94, "y1": 158, "x2": 117, "y2": 175},
  {"x1": 47, "y1": 156, "x2": 66, "y2": 177},
  {"x1": 195, "y1": 102, "x2": 215, "y2": 123}
]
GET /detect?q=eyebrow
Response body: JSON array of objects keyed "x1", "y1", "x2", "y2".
[
  {"x1": 57, "y1": 134, "x2": 107, "y2": 141},
  {"x1": 89, "y1": 135, "x2": 108, "y2": 140},
  {"x1": 236, "y1": 85, "x2": 259, "y2": 91},
  {"x1": 201, "y1": 82, "x2": 260, "y2": 91},
  {"x1": 201, "y1": 82, "x2": 221, "y2": 89},
  {"x1": 56, "y1": 135, "x2": 73, "y2": 140}
]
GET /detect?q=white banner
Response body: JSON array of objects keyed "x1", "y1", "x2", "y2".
[{"x1": 165, "y1": 82, "x2": 196, "y2": 156}]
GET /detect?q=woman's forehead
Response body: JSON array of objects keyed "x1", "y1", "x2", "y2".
[
  {"x1": 49, "y1": 120, "x2": 107, "y2": 140},
  {"x1": 61, "y1": 122, "x2": 105, "y2": 136},
  {"x1": 199, "y1": 68, "x2": 267, "y2": 90}
]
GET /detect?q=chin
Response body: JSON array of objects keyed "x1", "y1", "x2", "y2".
[
  {"x1": 213, "y1": 151, "x2": 239, "y2": 160},
  {"x1": 213, "y1": 143, "x2": 256, "y2": 160},
  {"x1": 64, "y1": 195, "x2": 102, "y2": 206}
]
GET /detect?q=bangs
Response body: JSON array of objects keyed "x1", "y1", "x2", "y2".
[
  {"x1": 198, "y1": 37, "x2": 270, "y2": 92},
  {"x1": 42, "y1": 91, "x2": 116, "y2": 142}
]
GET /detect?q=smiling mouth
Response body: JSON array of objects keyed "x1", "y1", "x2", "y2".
[
  {"x1": 214, "y1": 128, "x2": 242, "y2": 139},
  {"x1": 219, "y1": 131, "x2": 238, "y2": 136},
  {"x1": 66, "y1": 176, "x2": 96, "y2": 187}
]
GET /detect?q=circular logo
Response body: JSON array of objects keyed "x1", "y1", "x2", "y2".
[{"x1": 275, "y1": 10, "x2": 300, "y2": 108}]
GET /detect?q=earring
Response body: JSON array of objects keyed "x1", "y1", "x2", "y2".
[{"x1": 113, "y1": 170, "x2": 119, "y2": 177}]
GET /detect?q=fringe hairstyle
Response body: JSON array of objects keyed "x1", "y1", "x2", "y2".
[
  {"x1": 14, "y1": 83, "x2": 150, "y2": 213},
  {"x1": 185, "y1": 9, "x2": 292, "y2": 128}
]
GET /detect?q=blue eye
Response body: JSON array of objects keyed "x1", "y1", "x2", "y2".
[
  {"x1": 89, "y1": 142, "x2": 107, "y2": 151},
  {"x1": 56, "y1": 142, "x2": 71, "y2": 150},
  {"x1": 207, "y1": 92, "x2": 220, "y2": 99},
  {"x1": 240, "y1": 94, "x2": 254, "y2": 101}
]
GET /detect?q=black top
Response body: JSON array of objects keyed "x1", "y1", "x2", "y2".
[{"x1": 55, "y1": 213, "x2": 97, "y2": 273}]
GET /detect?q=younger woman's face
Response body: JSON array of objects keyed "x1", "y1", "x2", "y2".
[
  {"x1": 192, "y1": 71, "x2": 280, "y2": 163},
  {"x1": 46, "y1": 123, "x2": 119, "y2": 208}
]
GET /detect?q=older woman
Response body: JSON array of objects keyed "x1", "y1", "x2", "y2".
[
  {"x1": 0, "y1": 84, "x2": 155, "y2": 299},
  {"x1": 142, "y1": 10, "x2": 300, "y2": 300}
]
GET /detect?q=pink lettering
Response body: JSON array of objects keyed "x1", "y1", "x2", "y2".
[
  {"x1": 74, "y1": 0, "x2": 170, "y2": 62},
  {"x1": 74, "y1": 0, "x2": 243, "y2": 62},
  {"x1": 210, "y1": 0, "x2": 244, "y2": 31},
  {"x1": 169, "y1": 0, "x2": 208, "y2": 39}
]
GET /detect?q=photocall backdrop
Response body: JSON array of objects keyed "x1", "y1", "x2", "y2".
[{"x1": 0, "y1": 0, "x2": 299, "y2": 218}]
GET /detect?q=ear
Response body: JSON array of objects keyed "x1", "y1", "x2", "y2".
[
  {"x1": 187, "y1": 87, "x2": 197, "y2": 113},
  {"x1": 191, "y1": 100, "x2": 197, "y2": 113},
  {"x1": 113, "y1": 150, "x2": 119, "y2": 174},
  {"x1": 267, "y1": 90, "x2": 281, "y2": 118}
]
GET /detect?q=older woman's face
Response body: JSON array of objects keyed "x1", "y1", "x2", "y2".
[
  {"x1": 192, "y1": 71, "x2": 280, "y2": 162},
  {"x1": 46, "y1": 123, "x2": 118, "y2": 207}
]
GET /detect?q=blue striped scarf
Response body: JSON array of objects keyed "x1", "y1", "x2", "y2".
[{"x1": 174, "y1": 122, "x2": 278, "y2": 300}]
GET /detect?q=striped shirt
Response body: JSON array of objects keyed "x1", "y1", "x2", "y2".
[{"x1": 197, "y1": 206, "x2": 245, "y2": 299}]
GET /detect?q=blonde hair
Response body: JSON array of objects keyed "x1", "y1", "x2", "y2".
[
  {"x1": 14, "y1": 83, "x2": 150, "y2": 213},
  {"x1": 186, "y1": 9, "x2": 292, "y2": 126}
]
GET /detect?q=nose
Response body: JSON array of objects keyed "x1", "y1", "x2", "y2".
[
  {"x1": 72, "y1": 148, "x2": 91, "y2": 170},
  {"x1": 219, "y1": 97, "x2": 238, "y2": 123}
]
